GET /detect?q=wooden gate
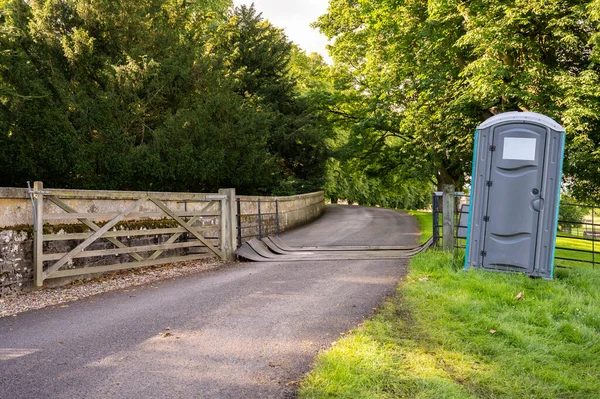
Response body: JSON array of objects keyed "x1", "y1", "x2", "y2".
[{"x1": 31, "y1": 182, "x2": 236, "y2": 287}]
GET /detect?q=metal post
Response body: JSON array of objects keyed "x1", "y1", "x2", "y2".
[
  {"x1": 593, "y1": 204, "x2": 596, "y2": 268},
  {"x1": 236, "y1": 197, "x2": 242, "y2": 248},
  {"x1": 275, "y1": 199, "x2": 280, "y2": 234},
  {"x1": 455, "y1": 195, "x2": 460, "y2": 248},
  {"x1": 432, "y1": 193, "x2": 440, "y2": 247},
  {"x1": 442, "y1": 185, "x2": 455, "y2": 251},
  {"x1": 33, "y1": 181, "x2": 44, "y2": 287},
  {"x1": 257, "y1": 199, "x2": 262, "y2": 239}
]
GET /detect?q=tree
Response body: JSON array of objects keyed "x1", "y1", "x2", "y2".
[
  {"x1": 0, "y1": 0, "x2": 331, "y2": 195},
  {"x1": 315, "y1": 0, "x2": 600, "y2": 200},
  {"x1": 558, "y1": 195, "x2": 588, "y2": 234},
  {"x1": 211, "y1": 4, "x2": 333, "y2": 194}
]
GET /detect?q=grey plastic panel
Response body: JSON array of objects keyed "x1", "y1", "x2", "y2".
[
  {"x1": 465, "y1": 112, "x2": 565, "y2": 279},
  {"x1": 457, "y1": 204, "x2": 469, "y2": 239},
  {"x1": 477, "y1": 111, "x2": 563, "y2": 131},
  {"x1": 483, "y1": 123, "x2": 546, "y2": 272}
]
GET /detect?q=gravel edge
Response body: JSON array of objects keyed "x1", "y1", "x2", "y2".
[{"x1": 0, "y1": 258, "x2": 234, "y2": 318}]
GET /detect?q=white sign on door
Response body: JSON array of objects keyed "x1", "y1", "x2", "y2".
[{"x1": 503, "y1": 137, "x2": 537, "y2": 161}]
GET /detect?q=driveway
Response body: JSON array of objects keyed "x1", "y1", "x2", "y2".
[{"x1": 0, "y1": 205, "x2": 418, "y2": 398}]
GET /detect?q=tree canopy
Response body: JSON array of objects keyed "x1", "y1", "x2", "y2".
[
  {"x1": 0, "y1": 0, "x2": 332, "y2": 195},
  {"x1": 2, "y1": 0, "x2": 600, "y2": 206},
  {"x1": 315, "y1": 0, "x2": 600, "y2": 202}
]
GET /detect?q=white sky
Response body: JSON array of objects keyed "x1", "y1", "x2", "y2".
[{"x1": 231, "y1": 0, "x2": 331, "y2": 61}]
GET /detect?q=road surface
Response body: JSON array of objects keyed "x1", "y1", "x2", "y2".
[{"x1": 0, "y1": 205, "x2": 418, "y2": 398}]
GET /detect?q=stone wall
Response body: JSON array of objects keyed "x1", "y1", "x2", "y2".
[
  {"x1": 0, "y1": 188, "x2": 324, "y2": 296},
  {"x1": 237, "y1": 191, "x2": 325, "y2": 241},
  {"x1": 0, "y1": 230, "x2": 206, "y2": 296},
  {"x1": 1, "y1": 230, "x2": 33, "y2": 296}
]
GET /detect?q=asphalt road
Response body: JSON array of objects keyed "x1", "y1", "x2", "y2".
[{"x1": 0, "y1": 205, "x2": 418, "y2": 399}]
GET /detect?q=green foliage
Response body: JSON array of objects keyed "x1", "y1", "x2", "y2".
[
  {"x1": 324, "y1": 157, "x2": 433, "y2": 209},
  {"x1": 558, "y1": 195, "x2": 588, "y2": 233},
  {"x1": 322, "y1": 120, "x2": 434, "y2": 208},
  {"x1": 0, "y1": 0, "x2": 331, "y2": 195},
  {"x1": 315, "y1": 0, "x2": 600, "y2": 200},
  {"x1": 207, "y1": 4, "x2": 333, "y2": 194},
  {"x1": 300, "y1": 250, "x2": 600, "y2": 398}
]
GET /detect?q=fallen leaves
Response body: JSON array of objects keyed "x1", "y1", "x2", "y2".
[
  {"x1": 418, "y1": 275, "x2": 430, "y2": 282},
  {"x1": 515, "y1": 291, "x2": 524, "y2": 301},
  {"x1": 161, "y1": 327, "x2": 172, "y2": 338}
]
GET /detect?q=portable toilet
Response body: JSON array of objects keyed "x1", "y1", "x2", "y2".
[{"x1": 465, "y1": 112, "x2": 565, "y2": 279}]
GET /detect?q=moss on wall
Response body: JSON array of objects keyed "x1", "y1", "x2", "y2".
[{"x1": 0, "y1": 218, "x2": 211, "y2": 239}]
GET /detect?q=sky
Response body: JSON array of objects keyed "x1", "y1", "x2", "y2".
[{"x1": 231, "y1": 0, "x2": 331, "y2": 61}]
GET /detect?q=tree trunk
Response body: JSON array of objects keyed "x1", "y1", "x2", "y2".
[{"x1": 436, "y1": 167, "x2": 456, "y2": 191}]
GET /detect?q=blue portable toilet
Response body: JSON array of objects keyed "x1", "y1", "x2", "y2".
[{"x1": 465, "y1": 112, "x2": 565, "y2": 279}]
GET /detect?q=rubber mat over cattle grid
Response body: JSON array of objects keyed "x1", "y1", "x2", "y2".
[{"x1": 235, "y1": 235, "x2": 433, "y2": 262}]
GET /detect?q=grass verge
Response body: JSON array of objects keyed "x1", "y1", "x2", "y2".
[
  {"x1": 299, "y1": 250, "x2": 600, "y2": 398},
  {"x1": 407, "y1": 210, "x2": 433, "y2": 244}
]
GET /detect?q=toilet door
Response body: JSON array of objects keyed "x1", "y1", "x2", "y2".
[{"x1": 482, "y1": 123, "x2": 547, "y2": 272}]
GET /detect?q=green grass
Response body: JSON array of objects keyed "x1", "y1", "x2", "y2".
[
  {"x1": 555, "y1": 235, "x2": 600, "y2": 268},
  {"x1": 299, "y1": 251, "x2": 600, "y2": 398},
  {"x1": 407, "y1": 211, "x2": 433, "y2": 244}
]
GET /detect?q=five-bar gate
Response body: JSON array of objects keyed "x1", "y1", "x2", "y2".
[{"x1": 31, "y1": 182, "x2": 236, "y2": 287}]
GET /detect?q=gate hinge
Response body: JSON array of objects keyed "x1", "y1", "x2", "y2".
[
  {"x1": 486, "y1": 180, "x2": 493, "y2": 187},
  {"x1": 481, "y1": 251, "x2": 487, "y2": 257},
  {"x1": 483, "y1": 216, "x2": 490, "y2": 222},
  {"x1": 489, "y1": 145, "x2": 496, "y2": 152}
]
